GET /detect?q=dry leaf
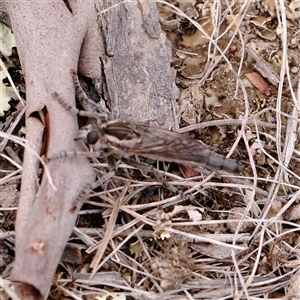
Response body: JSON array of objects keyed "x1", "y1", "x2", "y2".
[
  {"x1": 284, "y1": 203, "x2": 300, "y2": 221},
  {"x1": 0, "y1": 70, "x2": 17, "y2": 116},
  {"x1": 180, "y1": 165, "x2": 198, "y2": 178},
  {"x1": 205, "y1": 87, "x2": 221, "y2": 109},
  {"x1": 181, "y1": 18, "x2": 213, "y2": 48},
  {"x1": 0, "y1": 22, "x2": 15, "y2": 56},
  {"x1": 287, "y1": 269, "x2": 300, "y2": 298},
  {"x1": 226, "y1": 207, "x2": 252, "y2": 233},
  {"x1": 178, "y1": 84, "x2": 204, "y2": 124},
  {"x1": 245, "y1": 72, "x2": 269, "y2": 94},
  {"x1": 192, "y1": 243, "x2": 246, "y2": 259}
]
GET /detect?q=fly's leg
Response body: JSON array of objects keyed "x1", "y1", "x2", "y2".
[
  {"x1": 51, "y1": 92, "x2": 104, "y2": 119},
  {"x1": 121, "y1": 157, "x2": 178, "y2": 193},
  {"x1": 69, "y1": 68, "x2": 91, "y2": 111},
  {"x1": 69, "y1": 69, "x2": 111, "y2": 117},
  {"x1": 45, "y1": 149, "x2": 109, "y2": 163},
  {"x1": 70, "y1": 168, "x2": 117, "y2": 213},
  {"x1": 52, "y1": 69, "x2": 110, "y2": 120},
  {"x1": 70, "y1": 157, "x2": 124, "y2": 212}
]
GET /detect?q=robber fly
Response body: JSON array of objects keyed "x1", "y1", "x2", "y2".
[
  {"x1": 73, "y1": 118, "x2": 242, "y2": 173},
  {"x1": 51, "y1": 70, "x2": 242, "y2": 173}
]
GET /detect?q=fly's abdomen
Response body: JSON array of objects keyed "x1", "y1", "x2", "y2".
[{"x1": 204, "y1": 151, "x2": 242, "y2": 173}]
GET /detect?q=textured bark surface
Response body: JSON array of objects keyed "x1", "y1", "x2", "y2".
[
  {"x1": 0, "y1": 1, "x2": 10, "y2": 27},
  {"x1": 93, "y1": 0, "x2": 178, "y2": 129},
  {"x1": 6, "y1": 0, "x2": 177, "y2": 299}
]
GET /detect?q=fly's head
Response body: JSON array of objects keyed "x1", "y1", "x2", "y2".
[{"x1": 75, "y1": 118, "x2": 106, "y2": 150}]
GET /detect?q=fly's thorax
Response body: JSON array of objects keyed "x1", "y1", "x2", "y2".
[{"x1": 103, "y1": 120, "x2": 142, "y2": 148}]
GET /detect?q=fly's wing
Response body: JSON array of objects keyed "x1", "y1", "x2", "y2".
[{"x1": 116, "y1": 123, "x2": 242, "y2": 173}]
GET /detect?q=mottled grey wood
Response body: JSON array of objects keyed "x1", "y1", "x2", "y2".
[{"x1": 93, "y1": 0, "x2": 178, "y2": 129}]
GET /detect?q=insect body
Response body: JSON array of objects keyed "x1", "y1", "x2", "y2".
[
  {"x1": 51, "y1": 70, "x2": 242, "y2": 174},
  {"x1": 75, "y1": 118, "x2": 243, "y2": 173}
]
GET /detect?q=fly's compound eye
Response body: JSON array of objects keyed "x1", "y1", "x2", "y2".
[{"x1": 87, "y1": 130, "x2": 99, "y2": 145}]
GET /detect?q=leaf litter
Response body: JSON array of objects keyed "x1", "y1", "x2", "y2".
[{"x1": 2, "y1": 0, "x2": 300, "y2": 299}]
